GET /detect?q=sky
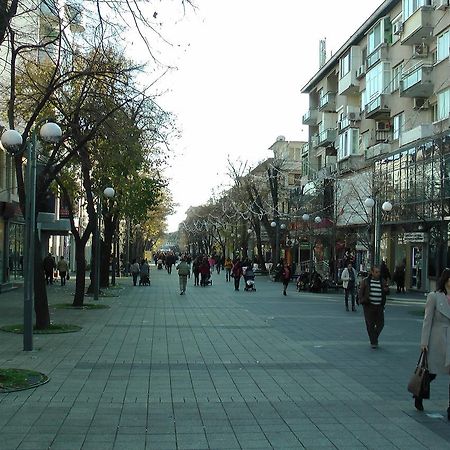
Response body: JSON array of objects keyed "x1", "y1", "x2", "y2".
[{"x1": 132, "y1": 0, "x2": 385, "y2": 232}]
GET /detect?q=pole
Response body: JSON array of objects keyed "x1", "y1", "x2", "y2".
[
  {"x1": 111, "y1": 220, "x2": 116, "y2": 286},
  {"x1": 94, "y1": 198, "x2": 100, "y2": 300},
  {"x1": 23, "y1": 134, "x2": 36, "y2": 351},
  {"x1": 374, "y1": 200, "x2": 381, "y2": 266},
  {"x1": 275, "y1": 222, "x2": 280, "y2": 264}
]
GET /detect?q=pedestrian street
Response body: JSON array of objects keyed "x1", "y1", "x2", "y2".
[{"x1": 1, "y1": 268, "x2": 450, "y2": 449}]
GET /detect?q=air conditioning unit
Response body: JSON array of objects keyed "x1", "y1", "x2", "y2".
[
  {"x1": 413, "y1": 44, "x2": 429, "y2": 58},
  {"x1": 413, "y1": 98, "x2": 430, "y2": 110},
  {"x1": 393, "y1": 21, "x2": 403, "y2": 35},
  {"x1": 348, "y1": 111, "x2": 361, "y2": 121},
  {"x1": 376, "y1": 121, "x2": 390, "y2": 131},
  {"x1": 435, "y1": 0, "x2": 449, "y2": 10},
  {"x1": 356, "y1": 64, "x2": 366, "y2": 79}
]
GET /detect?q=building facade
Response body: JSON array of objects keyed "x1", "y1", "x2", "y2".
[{"x1": 301, "y1": 0, "x2": 450, "y2": 290}]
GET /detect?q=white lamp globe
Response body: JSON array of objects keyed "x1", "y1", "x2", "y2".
[
  {"x1": 40, "y1": 122, "x2": 62, "y2": 143},
  {"x1": 270, "y1": 221, "x2": 277, "y2": 228},
  {"x1": 1, "y1": 129, "x2": 23, "y2": 152},
  {"x1": 302, "y1": 213, "x2": 310, "y2": 222},
  {"x1": 280, "y1": 223, "x2": 286, "y2": 230},
  {"x1": 247, "y1": 228, "x2": 252, "y2": 234},
  {"x1": 364, "y1": 197, "x2": 375, "y2": 208},
  {"x1": 382, "y1": 201, "x2": 393, "y2": 212},
  {"x1": 314, "y1": 216, "x2": 322, "y2": 224},
  {"x1": 103, "y1": 187, "x2": 115, "y2": 198}
]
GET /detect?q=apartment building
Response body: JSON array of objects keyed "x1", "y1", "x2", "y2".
[
  {"x1": 301, "y1": 0, "x2": 450, "y2": 290},
  {"x1": 0, "y1": 0, "x2": 84, "y2": 287}
]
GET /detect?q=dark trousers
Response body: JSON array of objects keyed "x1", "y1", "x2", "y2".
[
  {"x1": 193, "y1": 272, "x2": 199, "y2": 286},
  {"x1": 234, "y1": 276, "x2": 240, "y2": 290},
  {"x1": 345, "y1": 287, "x2": 355, "y2": 309},
  {"x1": 225, "y1": 269, "x2": 231, "y2": 281},
  {"x1": 60, "y1": 271, "x2": 66, "y2": 286},
  {"x1": 132, "y1": 273, "x2": 139, "y2": 286},
  {"x1": 45, "y1": 270, "x2": 54, "y2": 285},
  {"x1": 282, "y1": 280, "x2": 289, "y2": 293},
  {"x1": 363, "y1": 304, "x2": 384, "y2": 345}
]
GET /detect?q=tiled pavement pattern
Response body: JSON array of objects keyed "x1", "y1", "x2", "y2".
[{"x1": 0, "y1": 270, "x2": 449, "y2": 449}]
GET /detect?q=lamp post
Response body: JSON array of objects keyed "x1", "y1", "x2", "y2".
[
  {"x1": 302, "y1": 213, "x2": 321, "y2": 274},
  {"x1": 1, "y1": 122, "x2": 62, "y2": 351},
  {"x1": 364, "y1": 197, "x2": 392, "y2": 265},
  {"x1": 94, "y1": 187, "x2": 115, "y2": 300}
]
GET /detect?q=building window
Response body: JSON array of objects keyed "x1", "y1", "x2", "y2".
[
  {"x1": 437, "y1": 89, "x2": 450, "y2": 121},
  {"x1": 365, "y1": 62, "x2": 391, "y2": 106},
  {"x1": 391, "y1": 63, "x2": 403, "y2": 92},
  {"x1": 403, "y1": 0, "x2": 431, "y2": 21},
  {"x1": 338, "y1": 128, "x2": 359, "y2": 161},
  {"x1": 368, "y1": 21, "x2": 382, "y2": 54},
  {"x1": 340, "y1": 51, "x2": 351, "y2": 78},
  {"x1": 393, "y1": 113, "x2": 404, "y2": 140},
  {"x1": 437, "y1": 29, "x2": 450, "y2": 63}
]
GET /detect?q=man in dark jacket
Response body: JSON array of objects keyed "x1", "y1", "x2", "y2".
[
  {"x1": 43, "y1": 253, "x2": 56, "y2": 285},
  {"x1": 358, "y1": 265, "x2": 389, "y2": 349}
]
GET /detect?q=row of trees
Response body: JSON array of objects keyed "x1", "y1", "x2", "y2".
[{"x1": 0, "y1": 0, "x2": 188, "y2": 327}]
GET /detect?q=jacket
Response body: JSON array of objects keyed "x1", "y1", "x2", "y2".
[
  {"x1": 341, "y1": 267, "x2": 357, "y2": 289},
  {"x1": 421, "y1": 291, "x2": 450, "y2": 374},
  {"x1": 358, "y1": 275, "x2": 388, "y2": 306},
  {"x1": 57, "y1": 259, "x2": 68, "y2": 272},
  {"x1": 177, "y1": 261, "x2": 190, "y2": 276}
]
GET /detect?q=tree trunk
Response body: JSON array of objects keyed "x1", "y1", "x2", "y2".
[
  {"x1": 101, "y1": 217, "x2": 115, "y2": 287},
  {"x1": 73, "y1": 239, "x2": 87, "y2": 307},
  {"x1": 34, "y1": 234, "x2": 50, "y2": 329}
]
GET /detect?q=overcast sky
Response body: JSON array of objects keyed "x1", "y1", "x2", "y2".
[{"x1": 134, "y1": 0, "x2": 385, "y2": 232}]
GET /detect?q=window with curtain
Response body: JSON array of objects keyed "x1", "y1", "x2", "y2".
[
  {"x1": 437, "y1": 29, "x2": 450, "y2": 62},
  {"x1": 437, "y1": 89, "x2": 450, "y2": 121}
]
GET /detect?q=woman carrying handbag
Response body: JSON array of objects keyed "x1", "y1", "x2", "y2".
[{"x1": 416, "y1": 268, "x2": 450, "y2": 418}]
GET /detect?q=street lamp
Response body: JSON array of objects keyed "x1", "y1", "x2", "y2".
[
  {"x1": 270, "y1": 220, "x2": 281, "y2": 263},
  {"x1": 365, "y1": 197, "x2": 393, "y2": 265},
  {"x1": 1, "y1": 121, "x2": 62, "y2": 351},
  {"x1": 94, "y1": 186, "x2": 115, "y2": 300}
]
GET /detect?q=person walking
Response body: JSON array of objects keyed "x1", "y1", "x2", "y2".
[
  {"x1": 224, "y1": 257, "x2": 233, "y2": 282},
  {"x1": 231, "y1": 258, "x2": 243, "y2": 291},
  {"x1": 56, "y1": 256, "x2": 69, "y2": 286},
  {"x1": 43, "y1": 253, "x2": 56, "y2": 285},
  {"x1": 192, "y1": 256, "x2": 201, "y2": 286},
  {"x1": 281, "y1": 262, "x2": 291, "y2": 296},
  {"x1": 166, "y1": 252, "x2": 175, "y2": 274},
  {"x1": 414, "y1": 268, "x2": 450, "y2": 417},
  {"x1": 393, "y1": 261, "x2": 406, "y2": 293},
  {"x1": 130, "y1": 259, "x2": 140, "y2": 286},
  {"x1": 199, "y1": 257, "x2": 210, "y2": 287},
  {"x1": 358, "y1": 265, "x2": 389, "y2": 349},
  {"x1": 176, "y1": 257, "x2": 190, "y2": 295},
  {"x1": 139, "y1": 259, "x2": 150, "y2": 285},
  {"x1": 341, "y1": 262, "x2": 358, "y2": 311}
]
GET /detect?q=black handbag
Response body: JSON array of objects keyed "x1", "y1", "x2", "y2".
[{"x1": 407, "y1": 350, "x2": 431, "y2": 399}]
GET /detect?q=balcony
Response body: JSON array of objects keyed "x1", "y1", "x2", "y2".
[
  {"x1": 365, "y1": 143, "x2": 392, "y2": 160},
  {"x1": 401, "y1": 6, "x2": 434, "y2": 46},
  {"x1": 317, "y1": 128, "x2": 337, "y2": 147},
  {"x1": 302, "y1": 143, "x2": 310, "y2": 155},
  {"x1": 400, "y1": 65, "x2": 433, "y2": 98},
  {"x1": 399, "y1": 124, "x2": 433, "y2": 147},
  {"x1": 338, "y1": 112, "x2": 361, "y2": 134},
  {"x1": 337, "y1": 155, "x2": 363, "y2": 174},
  {"x1": 319, "y1": 91, "x2": 336, "y2": 112},
  {"x1": 366, "y1": 44, "x2": 389, "y2": 70},
  {"x1": 365, "y1": 94, "x2": 390, "y2": 119},
  {"x1": 302, "y1": 109, "x2": 318, "y2": 126}
]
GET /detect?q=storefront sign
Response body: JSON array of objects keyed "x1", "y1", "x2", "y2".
[{"x1": 402, "y1": 232, "x2": 426, "y2": 243}]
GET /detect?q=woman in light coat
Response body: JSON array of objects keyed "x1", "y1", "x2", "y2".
[{"x1": 416, "y1": 268, "x2": 450, "y2": 418}]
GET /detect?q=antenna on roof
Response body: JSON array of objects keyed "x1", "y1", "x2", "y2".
[{"x1": 319, "y1": 38, "x2": 327, "y2": 68}]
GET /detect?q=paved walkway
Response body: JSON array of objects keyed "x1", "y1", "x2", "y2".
[{"x1": 0, "y1": 268, "x2": 449, "y2": 449}]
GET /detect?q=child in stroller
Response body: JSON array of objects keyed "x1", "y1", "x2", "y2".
[{"x1": 243, "y1": 266, "x2": 256, "y2": 291}]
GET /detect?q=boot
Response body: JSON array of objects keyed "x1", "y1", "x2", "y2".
[{"x1": 414, "y1": 397, "x2": 424, "y2": 411}]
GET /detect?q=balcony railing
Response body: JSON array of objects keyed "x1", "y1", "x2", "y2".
[
  {"x1": 317, "y1": 128, "x2": 337, "y2": 147},
  {"x1": 400, "y1": 65, "x2": 433, "y2": 98},
  {"x1": 366, "y1": 44, "x2": 388, "y2": 70},
  {"x1": 302, "y1": 109, "x2": 318, "y2": 125},
  {"x1": 318, "y1": 92, "x2": 336, "y2": 112},
  {"x1": 365, "y1": 94, "x2": 390, "y2": 119}
]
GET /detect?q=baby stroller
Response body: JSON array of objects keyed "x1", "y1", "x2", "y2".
[
  {"x1": 157, "y1": 259, "x2": 163, "y2": 270},
  {"x1": 243, "y1": 267, "x2": 256, "y2": 291},
  {"x1": 139, "y1": 274, "x2": 150, "y2": 286},
  {"x1": 296, "y1": 272, "x2": 310, "y2": 291}
]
